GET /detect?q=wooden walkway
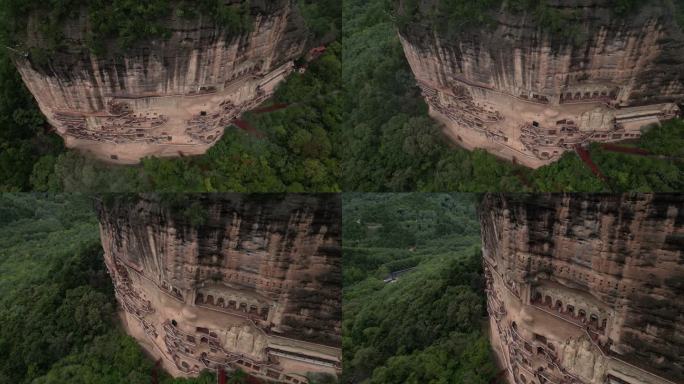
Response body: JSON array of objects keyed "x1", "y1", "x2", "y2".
[{"x1": 574, "y1": 145, "x2": 608, "y2": 183}]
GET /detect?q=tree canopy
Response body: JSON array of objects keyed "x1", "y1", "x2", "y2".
[
  {"x1": 0, "y1": 194, "x2": 250, "y2": 384},
  {"x1": 341, "y1": 0, "x2": 684, "y2": 192},
  {"x1": 342, "y1": 194, "x2": 498, "y2": 384}
]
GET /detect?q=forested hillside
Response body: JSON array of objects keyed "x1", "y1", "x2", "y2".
[
  {"x1": 342, "y1": 194, "x2": 498, "y2": 383},
  {"x1": 0, "y1": 194, "x2": 218, "y2": 384},
  {"x1": 341, "y1": 0, "x2": 684, "y2": 192},
  {"x1": 0, "y1": 0, "x2": 341, "y2": 192}
]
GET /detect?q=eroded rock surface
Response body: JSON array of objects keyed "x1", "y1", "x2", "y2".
[
  {"x1": 399, "y1": 1, "x2": 684, "y2": 167},
  {"x1": 480, "y1": 193, "x2": 684, "y2": 384},
  {"x1": 12, "y1": 1, "x2": 306, "y2": 163},
  {"x1": 96, "y1": 194, "x2": 341, "y2": 382}
]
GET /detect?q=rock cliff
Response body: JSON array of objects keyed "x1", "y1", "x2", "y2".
[
  {"x1": 398, "y1": 0, "x2": 684, "y2": 167},
  {"x1": 480, "y1": 193, "x2": 684, "y2": 384},
  {"x1": 96, "y1": 194, "x2": 341, "y2": 382},
  {"x1": 10, "y1": 0, "x2": 307, "y2": 163}
]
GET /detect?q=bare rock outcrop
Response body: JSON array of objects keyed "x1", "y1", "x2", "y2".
[
  {"x1": 10, "y1": 1, "x2": 306, "y2": 163},
  {"x1": 480, "y1": 193, "x2": 683, "y2": 384},
  {"x1": 398, "y1": 1, "x2": 684, "y2": 167},
  {"x1": 96, "y1": 194, "x2": 341, "y2": 382}
]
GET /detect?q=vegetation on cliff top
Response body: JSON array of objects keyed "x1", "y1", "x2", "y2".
[
  {"x1": 342, "y1": 0, "x2": 684, "y2": 192},
  {"x1": 0, "y1": 0, "x2": 253, "y2": 56},
  {"x1": 393, "y1": 0, "x2": 671, "y2": 43},
  {"x1": 29, "y1": 43, "x2": 341, "y2": 193},
  {"x1": 0, "y1": 38, "x2": 342, "y2": 192},
  {"x1": 342, "y1": 194, "x2": 497, "y2": 384}
]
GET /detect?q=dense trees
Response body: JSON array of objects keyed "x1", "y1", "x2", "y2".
[
  {"x1": 43, "y1": 43, "x2": 341, "y2": 192},
  {"x1": 342, "y1": 0, "x2": 684, "y2": 192},
  {"x1": 1, "y1": 0, "x2": 253, "y2": 55},
  {"x1": 0, "y1": 18, "x2": 341, "y2": 192},
  {"x1": 298, "y1": 0, "x2": 342, "y2": 43},
  {"x1": 0, "y1": 50, "x2": 64, "y2": 192},
  {"x1": 1, "y1": 0, "x2": 682, "y2": 191},
  {"x1": 0, "y1": 195, "x2": 231, "y2": 384},
  {"x1": 342, "y1": 194, "x2": 497, "y2": 383}
]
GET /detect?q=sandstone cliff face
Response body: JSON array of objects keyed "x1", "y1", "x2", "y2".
[
  {"x1": 96, "y1": 194, "x2": 341, "y2": 381},
  {"x1": 480, "y1": 194, "x2": 683, "y2": 384},
  {"x1": 399, "y1": 1, "x2": 684, "y2": 167},
  {"x1": 12, "y1": 1, "x2": 307, "y2": 163}
]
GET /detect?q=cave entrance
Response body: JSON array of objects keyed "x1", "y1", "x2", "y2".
[
  {"x1": 555, "y1": 300, "x2": 563, "y2": 312},
  {"x1": 533, "y1": 291, "x2": 542, "y2": 303},
  {"x1": 589, "y1": 314, "x2": 599, "y2": 328}
]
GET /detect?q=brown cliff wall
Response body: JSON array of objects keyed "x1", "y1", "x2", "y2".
[
  {"x1": 96, "y1": 194, "x2": 341, "y2": 381},
  {"x1": 399, "y1": 1, "x2": 684, "y2": 167},
  {"x1": 11, "y1": 1, "x2": 307, "y2": 163},
  {"x1": 480, "y1": 193, "x2": 684, "y2": 384}
]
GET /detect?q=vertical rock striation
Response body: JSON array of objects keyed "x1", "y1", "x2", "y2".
[
  {"x1": 11, "y1": 0, "x2": 307, "y2": 163},
  {"x1": 399, "y1": 1, "x2": 684, "y2": 167},
  {"x1": 480, "y1": 193, "x2": 684, "y2": 384},
  {"x1": 96, "y1": 194, "x2": 341, "y2": 382}
]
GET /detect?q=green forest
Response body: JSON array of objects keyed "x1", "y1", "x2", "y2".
[
  {"x1": 394, "y1": 0, "x2": 648, "y2": 37},
  {"x1": 341, "y1": 0, "x2": 684, "y2": 192},
  {"x1": 0, "y1": 0, "x2": 341, "y2": 193},
  {"x1": 0, "y1": 194, "x2": 238, "y2": 384},
  {"x1": 0, "y1": 0, "x2": 682, "y2": 192},
  {"x1": 342, "y1": 194, "x2": 499, "y2": 384}
]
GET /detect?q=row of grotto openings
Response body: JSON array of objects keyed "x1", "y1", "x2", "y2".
[
  {"x1": 195, "y1": 291, "x2": 270, "y2": 321},
  {"x1": 530, "y1": 291, "x2": 608, "y2": 334}
]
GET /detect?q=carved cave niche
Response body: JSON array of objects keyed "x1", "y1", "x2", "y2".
[
  {"x1": 566, "y1": 304, "x2": 575, "y2": 315},
  {"x1": 578, "y1": 309, "x2": 587, "y2": 322},
  {"x1": 524, "y1": 342, "x2": 533, "y2": 353},
  {"x1": 533, "y1": 291, "x2": 542, "y2": 303},
  {"x1": 589, "y1": 314, "x2": 599, "y2": 328},
  {"x1": 555, "y1": 299, "x2": 563, "y2": 312}
]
